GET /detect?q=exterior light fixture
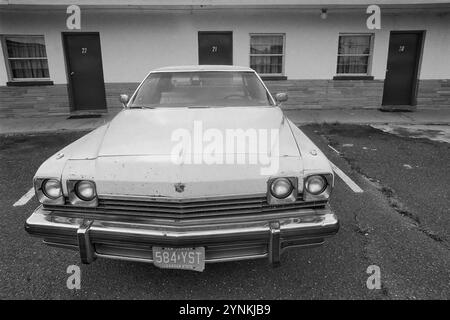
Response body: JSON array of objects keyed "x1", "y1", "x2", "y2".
[{"x1": 320, "y1": 8, "x2": 328, "y2": 19}]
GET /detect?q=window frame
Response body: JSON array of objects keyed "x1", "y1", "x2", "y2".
[
  {"x1": 1, "y1": 34, "x2": 51, "y2": 82},
  {"x1": 335, "y1": 33, "x2": 374, "y2": 77},
  {"x1": 249, "y1": 33, "x2": 286, "y2": 77}
]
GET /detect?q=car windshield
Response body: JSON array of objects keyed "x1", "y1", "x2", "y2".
[{"x1": 129, "y1": 71, "x2": 274, "y2": 108}]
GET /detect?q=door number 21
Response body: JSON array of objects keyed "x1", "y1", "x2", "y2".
[{"x1": 81, "y1": 47, "x2": 87, "y2": 54}]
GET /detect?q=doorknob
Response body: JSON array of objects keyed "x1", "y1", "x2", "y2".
[{"x1": 70, "y1": 71, "x2": 75, "y2": 76}]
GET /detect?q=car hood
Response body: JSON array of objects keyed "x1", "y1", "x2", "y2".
[{"x1": 95, "y1": 107, "x2": 299, "y2": 158}]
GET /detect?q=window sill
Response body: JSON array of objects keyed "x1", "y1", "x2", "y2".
[
  {"x1": 333, "y1": 75, "x2": 374, "y2": 80},
  {"x1": 260, "y1": 75, "x2": 287, "y2": 81},
  {"x1": 7, "y1": 80, "x2": 54, "y2": 87}
]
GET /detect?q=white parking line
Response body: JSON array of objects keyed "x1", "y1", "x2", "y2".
[
  {"x1": 13, "y1": 187, "x2": 35, "y2": 207},
  {"x1": 328, "y1": 145, "x2": 341, "y2": 155},
  {"x1": 330, "y1": 162, "x2": 364, "y2": 193}
]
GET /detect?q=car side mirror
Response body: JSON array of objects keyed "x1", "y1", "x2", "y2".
[
  {"x1": 275, "y1": 92, "x2": 288, "y2": 104},
  {"x1": 119, "y1": 94, "x2": 129, "y2": 108}
]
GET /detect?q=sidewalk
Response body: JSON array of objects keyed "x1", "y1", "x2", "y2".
[
  {"x1": 284, "y1": 108, "x2": 450, "y2": 125},
  {"x1": 0, "y1": 113, "x2": 117, "y2": 135},
  {"x1": 0, "y1": 108, "x2": 449, "y2": 135}
]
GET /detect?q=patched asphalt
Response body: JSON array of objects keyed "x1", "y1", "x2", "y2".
[
  {"x1": 0, "y1": 126, "x2": 448, "y2": 299},
  {"x1": 305, "y1": 124, "x2": 450, "y2": 244}
]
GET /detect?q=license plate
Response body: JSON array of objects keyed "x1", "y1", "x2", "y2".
[{"x1": 152, "y1": 246, "x2": 205, "y2": 272}]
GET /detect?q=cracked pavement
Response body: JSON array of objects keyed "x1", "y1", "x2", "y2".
[{"x1": 301, "y1": 124, "x2": 450, "y2": 299}]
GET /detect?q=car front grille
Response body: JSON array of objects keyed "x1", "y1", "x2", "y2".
[{"x1": 44, "y1": 195, "x2": 327, "y2": 220}]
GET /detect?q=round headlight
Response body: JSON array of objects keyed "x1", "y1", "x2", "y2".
[
  {"x1": 305, "y1": 175, "x2": 327, "y2": 195},
  {"x1": 75, "y1": 180, "x2": 96, "y2": 201},
  {"x1": 270, "y1": 178, "x2": 293, "y2": 199},
  {"x1": 42, "y1": 179, "x2": 62, "y2": 199}
]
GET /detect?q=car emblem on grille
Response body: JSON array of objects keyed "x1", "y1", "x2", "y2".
[{"x1": 174, "y1": 183, "x2": 185, "y2": 193}]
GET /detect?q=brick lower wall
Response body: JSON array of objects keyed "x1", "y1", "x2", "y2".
[
  {"x1": 416, "y1": 79, "x2": 450, "y2": 108},
  {"x1": 0, "y1": 79, "x2": 448, "y2": 118},
  {"x1": 0, "y1": 84, "x2": 70, "y2": 118},
  {"x1": 265, "y1": 80, "x2": 385, "y2": 109}
]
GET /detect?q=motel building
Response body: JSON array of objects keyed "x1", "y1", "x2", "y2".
[{"x1": 0, "y1": 0, "x2": 449, "y2": 118}]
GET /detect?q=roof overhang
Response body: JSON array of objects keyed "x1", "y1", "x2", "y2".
[{"x1": 1, "y1": 0, "x2": 450, "y2": 10}]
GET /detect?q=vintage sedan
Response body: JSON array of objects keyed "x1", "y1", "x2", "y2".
[{"x1": 25, "y1": 65, "x2": 338, "y2": 271}]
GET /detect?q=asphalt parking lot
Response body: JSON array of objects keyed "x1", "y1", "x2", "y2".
[{"x1": 1, "y1": 124, "x2": 449, "y2": 299}]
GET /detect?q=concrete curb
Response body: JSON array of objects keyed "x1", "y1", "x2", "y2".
[
  {"x1": 294, "y1": 121, "x2": 450, "y2": 126},
  {"x1": 0, "y1": 128, "x2": 94, "y2": 136}
]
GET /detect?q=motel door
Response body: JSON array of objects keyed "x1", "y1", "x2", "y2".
[
  {"x1": 63, "y1": 33, "x2": 107, "y2": 111},
  {"x1": 382, "y1": 31, "x2": 423, "y2": 107},
  {"x1": 198, "y1": 32, "x2": 233, "y2": 65}
]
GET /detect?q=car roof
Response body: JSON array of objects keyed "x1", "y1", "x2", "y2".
[{"x1": 152, "y1": 65, "x2": 255, "y2": 73}]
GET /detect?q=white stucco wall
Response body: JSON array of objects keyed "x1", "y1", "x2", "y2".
[{"x1": 0, "y1": 8, "x2": 449, "y2": 86}]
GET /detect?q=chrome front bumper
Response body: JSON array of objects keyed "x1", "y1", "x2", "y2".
[{"x1": 25, "y1": 205, "x2": 339, "y2": 266}]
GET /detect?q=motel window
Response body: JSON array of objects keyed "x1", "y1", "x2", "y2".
[
  {"x1": 336, "y1": 34, "x2": 373, "y2": 75},
  {"x1": 250, "y1": 34, "x2": 284, "y2": 76},
  {"x1": 2, "y1": 35, "x2": 50, "y2": 81}
]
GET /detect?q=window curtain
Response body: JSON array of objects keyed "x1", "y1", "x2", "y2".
[
  {"x1": 250, "y1": 56, "x2": 283, "y2": 74},
  {"x1": 9, "y1": 60, "x2": 49, "y2": 78},
  {"x1": 337, "y1": 56, "x2": 369, "y2": 74},
  {"x1": 337, "y1": 35, "x2": 371, "y2": 74},
  {"x1": 250, "y1": 36, "x2": 283, "y2": 54},
  {"x1": 6, "y1": 36, "x2": 49, "y2": 79},
  {"x1": 338, "y1": 36, "x2": 371, "y2": 55},
  {"x1": 6, "y1": 37, "x2": 47, "y2": 58},
  {"x1": 250, "y1": 35, "x2": 283, "y2": 74}
]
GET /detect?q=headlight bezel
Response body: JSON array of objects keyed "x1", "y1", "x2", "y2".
[
  {"x1": 303, "y1": 173, "x2": 333, "y2": 201},
  {"x1": 42, "y1": 179, "x2": 63, "y2": 199},
  {"x1": 270, "y1": 177, "x2": 294, "y2": 199},
  {"x1": 267, "y1": 177, "x2": 297, "y2": 205},
  {"x1": 305, "y1": 175, "x2": 327, "y2": 195},
  {"x1": 67, "y1": 179, "x2": 98, "y2": 207},
  {"x1": 34, "y1": 177, "x2": 64, "y2": 205},
  {"x1": 75, "y1": 180, "x2": 96, "y2": 201}
]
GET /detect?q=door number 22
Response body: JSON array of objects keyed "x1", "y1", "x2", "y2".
[{"x1": 81, "y1": 47, "x2": 87, "y2": 54}]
